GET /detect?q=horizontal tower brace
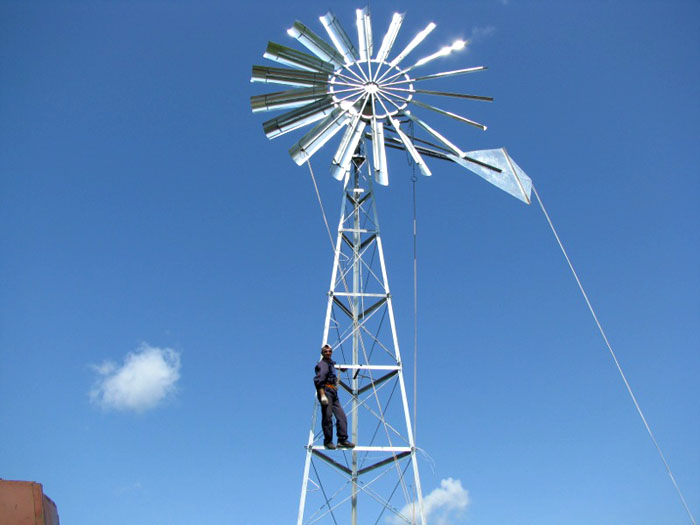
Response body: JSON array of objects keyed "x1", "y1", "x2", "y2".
[
  {"x1": 337, "y1": 370, "x2": 396, "y2": 395},
  {"x1": 311, "y1": 446, "x2": 412, "y2": 453},
  {"x1": 346, "y1": 191, "x2": 372, "y2": 207},
  {"x1": 332, "y1": 297, "x2": 387, "y2": 320},
  {"x1": 339, "y1": 228, "x2": 371, "y2": 233},
  {"x1": 358, "y1": 451, "x2": 411, "y2": 476},
  {"x1": 341, "y1": 233, "x2": 377, "y2": 251},
  {"x1": 312, "y1": 449, "x2": 352, "y2": 475},
  {"x1": 335, "y1": 365, "x2": 401, "y2": 371},
  {"x1": 332, "y1": 296, "x2": 353, "y2": 318},
  {"x1": 311, "y1": 449, "x2": 412, "y2": 477},
  {"x1": 360, "y1": 233, "x2": 377, "y2": 251},
  {"x1": 339, "y1": 232, "x2": 377, "y2": 251},
  {"x1": 357, "y1": 370, "x2": 398, "y2": 395},
  {"x1": 331, "y1": 292, "x2": 387, "y2": 298},
  {"x1": 360, "y1": 297, "x2": 387, "y2": 319}
]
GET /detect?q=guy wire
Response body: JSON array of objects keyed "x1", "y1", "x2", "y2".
[
  {"x1": 307, "y1": 160, "x2": 336, "y2": 252},
  {"x1": 533, "y1": 184, "x2": 696, "y2": 525}
]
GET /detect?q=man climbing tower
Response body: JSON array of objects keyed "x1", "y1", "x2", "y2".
[{"x1": 314, "y1": 344, "x2": 355, "y2": 450}]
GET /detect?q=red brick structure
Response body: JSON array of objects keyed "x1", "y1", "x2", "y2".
[{"x1": 0, "y1": 480, "x2": 59, "y2": 525}]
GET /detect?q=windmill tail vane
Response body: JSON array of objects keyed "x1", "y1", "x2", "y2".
[{"x1": 250, "y1": 5, "x2": 532, "y2": 204}]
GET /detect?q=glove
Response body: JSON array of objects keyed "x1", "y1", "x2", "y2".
[{"x1": 319, "y1": 391, "x2": 329, "y2": 406}]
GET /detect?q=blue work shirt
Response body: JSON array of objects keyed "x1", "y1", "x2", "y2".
[{"x1": 314, "y1": 358, "x2": 338, "y2": 390}]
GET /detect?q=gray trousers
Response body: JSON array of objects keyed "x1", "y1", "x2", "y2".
[{"x1": 320, "y1": 387, "x2": 348, "y2": 443}]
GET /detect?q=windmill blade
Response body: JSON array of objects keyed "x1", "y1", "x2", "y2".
[
  {"x1": 374, "y1": 132, "x2": 454, "y2": 161},
  {"x1": 287, "y1": 21, "x2": 345, "y2": 69},
  {"x1": 251, "y1": 86, "x2": 330, "y2": 113},
  {"x1": 381, "y1": 40, "x2": 467, "y2": 83},
  {"x1": 264, "y1": 42, "x2": 335, "y2": 74},
  {"x1": 388, "y1": 22, "x2": 436, "y2": 68},
  {"x1": 320, "y1": 11, "x2": 358, "y2": 65},
  {"x1": 413, "y1": 88, "x2": 492, "y2": 102},
  {"x1": 370, "y1": 118, "x2": 388, "y2": 185},
  {"x1": 389, "y1": 117, "x2": 431, "y2": 176},
  {"x1": 331, "y1": 115, "x2": 367, "y2": 180},
  {"x1": 382, "y1": 125, "x2": 478, "y2": 162},
  {"x1": 414, "y1": 40, "x2": 466, "y2": 68},
  {"x1": 404, "y1": 112, "x2": 465, "y2": 157},
  {"x1": 251, "y1": 65, "x2": 329, "y2": 88},
  {"x1": 262, "y1": 97, "x2": 336, "y2": 138},
  {"x1": 447, "y1": 148, "x2": 532, "y2": 204},
  {"x1": 370, "y1": 93, "x2": 430, "y2": 177},
  {"x1": 289, "y1": 108, "x2": 350, "y2": 165},
  {"x1": 400, "y1": 66, "x2": 487, "y2": 83},
  {"x1": 384, "y1": 87, "x2": 493, "y2": 102},
  {"x1": 375, "y1": 12, "x2": 404, "y2": 63},
  {"x1": 411, "y1": 99, "x2": 487, "y2": 130},
  {"x1": 356, "y1": 7, "x2": 373, "y2": 62},
  {"x1": 383, "y1": 127, "x2": 451, "y2": 155}
]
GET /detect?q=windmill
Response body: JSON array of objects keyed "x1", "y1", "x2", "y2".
[{"x1": 250, "y1": 7, "x2": 532, "y2": 524}]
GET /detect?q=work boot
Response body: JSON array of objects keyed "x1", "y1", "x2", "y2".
[
  {"x1": 324, "y1": 442, "x2": 337, "y2": 450},
  {"x1": 337, "y1": 441, "x2": 355, "y2": 448}
]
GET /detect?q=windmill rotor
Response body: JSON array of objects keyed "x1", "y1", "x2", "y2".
[{"x1": 250, "y1": 6, "x2": 532, "y2": 203}]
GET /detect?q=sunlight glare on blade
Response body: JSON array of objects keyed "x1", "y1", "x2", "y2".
[
  {"x1": 388, "y1": 22, "x2": 436, "y2": 68},
  {"x1": 356, "y1": 7, "x2": 373, "y2": 62},
  {"x1": 319, "y1": 11, "x2": 358, "y2": 65},
  {"x1": 414, "y1": 40, "x2": 466, "y2": 68},
  {"x1": 375, "y1": 13, "x2": 404, "y2": 63}
]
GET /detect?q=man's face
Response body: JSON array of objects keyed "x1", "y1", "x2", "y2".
[{"x1": 321, "y1": 346, "x2": 333, "y2": 359}]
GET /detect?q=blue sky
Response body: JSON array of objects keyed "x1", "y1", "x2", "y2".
[{"x1": 1, "y1": 1, "x2": 698, "y2": 524}]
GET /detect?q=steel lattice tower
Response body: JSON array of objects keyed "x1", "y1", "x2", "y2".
[{"x1": 297, "y1": 150, "x2": 425, "y2": 525}]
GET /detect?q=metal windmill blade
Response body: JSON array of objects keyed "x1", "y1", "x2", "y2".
[{"x1": 250, "y1": 6, "x2": 532, "y2": 201}]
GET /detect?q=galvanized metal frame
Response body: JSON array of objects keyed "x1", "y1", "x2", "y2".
[{"x1": 297, "y1": 145, "x2": 425, "y2": 525}]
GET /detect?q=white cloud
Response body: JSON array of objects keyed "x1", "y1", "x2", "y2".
[
  {"x1": 389, "y1": 478, "x2": 470, "y2": 525},
  {"x1": 90, "y1": 343, "x2": 181, "y2": 412},
  {"x1": 115, "y1": 481, "x2": 143, "y2": 495},
  {"x1": 469, "y1": 25, "x2": 496, "y2": 44}
]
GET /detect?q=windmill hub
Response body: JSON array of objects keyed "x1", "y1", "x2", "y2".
[{"x1": 364, "y1": 82, "x2": 379, "y2": 94}]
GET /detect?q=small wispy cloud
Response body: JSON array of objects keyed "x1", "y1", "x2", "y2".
[
  {"x1": 90, "y1": 343, "x2": 181, "y2": 412},
  {"x1": 389, "y1": 477, "x2": 470, "y2": 524},
  {"x1": 469, "y1": 25, "x2": 496, "y2": 44},
  {"x1": 115, "y1": 481, "x2": 143, "y2": 495}
]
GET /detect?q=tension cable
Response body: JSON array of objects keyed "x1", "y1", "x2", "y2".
[
  {"x1": 306, "y1": 160, "x2": 336, "y2": 252},
  {"x1": 411, "y1": 170, "x2": 419, "y2": 445},
  {"x1": 533, "y1": 184, "x2": 696, "y2": 525}
]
